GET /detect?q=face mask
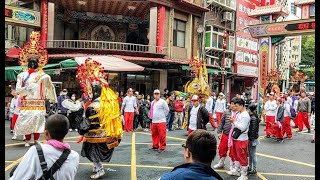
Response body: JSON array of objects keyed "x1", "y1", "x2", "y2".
[
  {"x1": 71, "y1": 97, "x2": 76, "y2": 100},
  {"x1": 62, "y1": 92, "x2": 67, "y2": 96}
]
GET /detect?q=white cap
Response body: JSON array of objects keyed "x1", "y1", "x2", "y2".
[
  {"x1": 153, "y1": 89, "x2": 160, "y2": 94},
  {"x1": 219, "y1": 92, "x2": 224, "y2": 97},
  {"x1": 191, "y1": 94, "x2": 200, "y2": 101}
]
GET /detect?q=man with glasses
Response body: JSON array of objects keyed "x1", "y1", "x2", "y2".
[
  {"x1": 187, "y1": 95, "x2": 209, "y2": 135},
  {"x1": 148, "y1": 89, "x2": 169, "y2": 153},
  {"x1": 159, "y1": 129, "x2": 223, "y2": 180}
]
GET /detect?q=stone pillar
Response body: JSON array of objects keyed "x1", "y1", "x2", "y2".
[
  {"x1": 149, "y1": 6, "x2": 158, "y2": 53},
  {"x1": 159, "y1": 70, "x2": 168, "y2": 93},
  {"x1": 185, "y1": 14, "x2": 193, "y2": 59},
  {"x1": 47, "y1": 2, "x2": 55, "y2": 41}
]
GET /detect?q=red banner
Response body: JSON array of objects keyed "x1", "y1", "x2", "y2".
[
  {"x1": 156, "y1": 5, "x2": 165, "y2": 53},
  {"x1": 40, "y1": 0, "x2": 48, "y2": 44}
]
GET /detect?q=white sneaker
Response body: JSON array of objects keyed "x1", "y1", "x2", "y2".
[
  {"x1": 25, "y1": 142, "x2": 30, "y2": 147},
  {"x1": 12, "y1": 135, "x2": 17, "y2": 140},
  {"x1": 213, "y1": 162, "x2": 225, "y2": 169},
  {"x1": 74, "y1": 129, "x2": 78, "y2": 132},
  {"x1": 90, "y1": 169, "x2": 105, "y2": 179},
  {"x1": 226, "y1": 168, "x2": 240, "y2": 176},
  {"x1": 237, "y1": 175, "x2": 248, "y2": 180},
  {"x1": 69, "y1": 129, "x2": 73, "y2": 132}
]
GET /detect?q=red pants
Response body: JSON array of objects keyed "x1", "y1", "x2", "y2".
[
  {"x1": 231, "y1": 140, "x2": 248, "y2": 166},
  {"x1": 188, "y1": 128, "x2": 194, "y2": 135},
  {"x1": 297, "y1": 112, "x2": 310, "y2": 131},
  {"x1": 25, "y1": 133, "x2": 40, "y2": 141},
  {"x1": 151, "y1": 122, "x2": 166, "y2": 150},
  {"x1": 294, "y1": 116, "x2": 299, "y2": 127},
  {"x1": 272, "y1": 123, "x2": 283, "y2": 139},
  {"x1": 218, "y1": 133, "x2": 234, "y2": 159},
  {"x1": 282, "y1": 116, "x2": 292, "y2": 138},
  {"x1": 11, "y1": 114, "x2": 19, "y2": 129},
  {"x1": 265, "y1": 115, "x2": 275, "y2": 136},
  {"x1": 216, "y1": 112, "x2": 223, "y2": 126},
  {"x1": 124, "y1": 112, "x2": 134, "y2": 132},
  {"x1": 209, "y1": 113, "x2": 216, "y2": 128}
]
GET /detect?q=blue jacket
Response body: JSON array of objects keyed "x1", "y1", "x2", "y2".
[
  {"x1": 57, "y1": 95, "x2": 69, "y2": 113},
  {"x1": 160, "y1": 163, "x2": 223, "y2": 180}
]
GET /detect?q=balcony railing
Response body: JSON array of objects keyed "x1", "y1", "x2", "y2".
[
  {"x1": 40, "y1": 40, "x2": 167, "y2": 54},
  {"x1": 5, "y1": 39, "x2": 26, "y2": 49}
]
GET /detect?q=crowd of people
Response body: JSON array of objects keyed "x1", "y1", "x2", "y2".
[{"x1": 6, "y1": 85, "x2": 315, "y2": 180}]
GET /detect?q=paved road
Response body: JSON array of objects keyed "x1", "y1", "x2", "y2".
[{"x1": 5, "y1": 120, "x2": 315, "y2": 180}]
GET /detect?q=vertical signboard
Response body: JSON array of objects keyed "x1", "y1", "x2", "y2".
[
  {"x1": 259, "y1": 38, "x2": 269, "y2": 89},
  {"x1": 156, "y1": 5, "x2": 165, "y2": 53},
  {"x1": 40, "y1": 0, "x2": 48, "y2": 44},
  {"x1": 235, "y1": 0, "x2": 260, "y2": 71}
]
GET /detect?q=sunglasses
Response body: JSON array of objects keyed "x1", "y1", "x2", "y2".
[{"x1": 154, "y1": 93, "x2": 160, "y2": 95}]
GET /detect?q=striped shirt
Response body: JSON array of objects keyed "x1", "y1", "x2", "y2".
[{"x1": 297, "y1": 97, "x2": 311, "y2": 113}]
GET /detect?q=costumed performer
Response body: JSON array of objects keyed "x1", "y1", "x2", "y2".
[
  {"x1": 14, "y1": 31, "x2": 57, "y2": 147},
  {"x1": 76, "y1": 58, "x2": 123, "y2": 179}
]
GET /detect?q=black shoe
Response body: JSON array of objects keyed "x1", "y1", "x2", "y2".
[
  {"x1": 248, "y1": 169, "x2": 257, "y2": 174},
  {"x1": 149, "y1": 147, "x2": 158, "y2": 151},
  {"x1": 277, "y1": 139, "x2": 284, "y2": 143},
  {"x1": 247, "y1": 166, "x2": 252, "y2": 172},
  {"x1": 10, "y1": 130, "x2": 13, "y2": 134},
  {"x1": 308, "y1": 129, "x2": 311, "y2": 133},
  {"x1": 311, "y1": 140, "x2": 315, "y2": 143}
]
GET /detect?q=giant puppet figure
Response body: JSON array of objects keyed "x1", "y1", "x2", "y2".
[
  {"x1": 289, "y1": 70, "x2": 307, "y2": 96},
  {"x1": 14, "y1": 31, "x2": 57, "y2": 147},
  {"x1": 264, "y1": 69, "x2": 281, "y2": 101},
  {"x1": 182, "y1": 55, "x2": 210, "y2": 129},
  {"x1": 76, "y1": 58, "x2": 123, "y2": 179}
]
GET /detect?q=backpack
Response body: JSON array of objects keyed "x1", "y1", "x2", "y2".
[
  {"x1": 290, "y1": 107, "x2": 296, "y2": 118},
  {"x1": 10, "y1": 142, "x2": 71, "y2": 180}
]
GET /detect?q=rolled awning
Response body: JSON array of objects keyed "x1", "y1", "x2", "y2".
[{"x1": 75, "y1": 56, "x2": 145, "y2": 71}]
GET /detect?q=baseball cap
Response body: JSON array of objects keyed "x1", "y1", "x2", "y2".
[
  {"x1": 219, "y1": 92, "x2": 224, "y2": 97},
  {"x1": 153, "y1": 89, "x2": 160, "y2": 94},
  {"x1": 191, "y1": 95, "x2": 200, "y2": 101},
  {"x1": 127, "y1": 88, "x2": 133, "y2": 93}
]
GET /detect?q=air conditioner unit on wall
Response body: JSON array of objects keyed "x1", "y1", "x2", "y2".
[
  {"x1": 224, "y1": 58, "x2": 232, "y2": 68},
  {"x1": 222, "y1": 12, "x2": 233, "y2": 22}
]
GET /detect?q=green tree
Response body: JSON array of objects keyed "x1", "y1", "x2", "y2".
[{"x1": 300, "y1": 35, "x2": 315, "y2": 80}]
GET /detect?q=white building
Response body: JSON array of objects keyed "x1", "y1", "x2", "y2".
[{"x1": 275, "y1": 0, "x2": 302, "y2": 92}]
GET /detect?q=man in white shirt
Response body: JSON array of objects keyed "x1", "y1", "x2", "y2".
[
  {"x1": 227, "y1": 98, "x2": 250, "y2": 180},
  {"x1": 263, "y1": 92, "x2": 278, "y2": 138},
  {"x1": 10, "y1": 114, "x2": 79, "y2": 180},
  {"x1": 205, "y1": 95, "x2": 216, "y2": 130},
  {"x1": 187, "y1": 95, "x2": 209, "y2": 135},
  {"x1": 149, "y1": 89, "x2": 169, "y2": 153},
  {"x1": 121, "y1": 88, "x2": 138, "y2": 132},
  {"x1": 214, "y1": 92, "x2": 227, "y2": 126}
]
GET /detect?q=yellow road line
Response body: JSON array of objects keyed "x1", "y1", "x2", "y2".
[
  {"x1": 5, "y1": 156, "x2": 24, "y2": 171},
  {"x1": 5, "y1": 142, "x2": 26, "y2": 147},
  {"x1": 257, "y1": 172, "x2": 268, "y2": 180},
  {"x1": 79, "y1": 162, "x2": 131, "y2": 167},
  {"x1": 260, "y1": 172, "x2": 315, "y2": 178},
  {"x1": 131, "y1": 132, "x2": 137, "y2": 180},
  {"x1": 137, "y1": 165, "x2": 173, "y2": 169},
  {"x1": 136, "y1": 132, "x2": 186, "y2": 141},
  {"x1": 256, "y1": 153, "x2": 315, "y2": 168},
  {"x1": 5, "y1": 161, "x2": 14, "y2": 163}
]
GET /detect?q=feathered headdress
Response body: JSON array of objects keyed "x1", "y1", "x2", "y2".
[{"x1": 18, "y1": 31, "x2": 48, "y2": 68}]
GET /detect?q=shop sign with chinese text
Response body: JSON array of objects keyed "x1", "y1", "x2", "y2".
[{"x1": 5, "y1": 5, "x2": 41, "y2": 27}]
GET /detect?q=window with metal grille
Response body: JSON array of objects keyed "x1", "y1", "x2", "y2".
[{"x1": 291, "y1": 3, "x2": 297, "y2": 15}]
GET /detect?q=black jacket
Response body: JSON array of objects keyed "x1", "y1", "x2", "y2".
[
  {"x1": 248, "y1": 113, "x2": 260, "y2": 141},
  {"x1": 276, "y1": 105, "x2": 284, "y2": 123},
  {"x1": 187, "y1": 106, "x2": 209, "y2": 130}
]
